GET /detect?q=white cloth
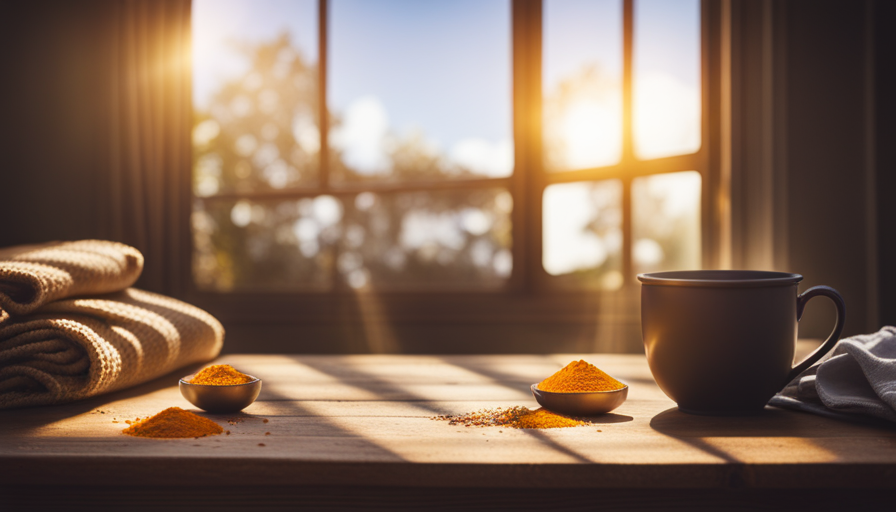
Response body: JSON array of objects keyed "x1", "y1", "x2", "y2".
[{"x1": 770, "y1": 326, "x2": 896, "y2": 423}]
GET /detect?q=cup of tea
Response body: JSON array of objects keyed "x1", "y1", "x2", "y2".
[{"x1": 638, "y1": 270, "x2": 845, "y2": 415}]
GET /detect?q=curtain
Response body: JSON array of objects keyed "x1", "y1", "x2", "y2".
[{"x1": 102, "y1": 0, "x2": 192, "y2": 297}]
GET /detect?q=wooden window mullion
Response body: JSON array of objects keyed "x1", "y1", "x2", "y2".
[
  {"x1": 318, "y1": 0, "x2": 329, "y2": 192},
  {"x1": 512, "y1": 0, "x2": 543, "y2": 294},
  {"x1": 622, "y1": 0, "x2": 635, "y2": 285}
]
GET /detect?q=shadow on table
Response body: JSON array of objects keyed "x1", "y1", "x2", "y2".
[
  {"x1": 649, "y1": 405, "x2": 896, "y2": 464},
  {"x1": 579, "y1": 412, "x2": 634, "y2": 424},
  {"x1": 515, "y1": 412, "x2": 633, "y2": 464},
  {"x1": 0, "y1": 361, "x2": 210, "y2": 430}
]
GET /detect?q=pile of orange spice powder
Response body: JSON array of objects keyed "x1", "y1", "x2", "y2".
[
  {"x1": 122, "y1": 407, "x2": 223, "y2": 438},
  {"x1": 188, "y1": 364, "x2": 254, "y2": 385},
  {"x1": 434, "y1": 406, "x2": 587, "y2": 429},
  {"x1": 538, "y1": 359, "x2": 625, "y2": 393}
]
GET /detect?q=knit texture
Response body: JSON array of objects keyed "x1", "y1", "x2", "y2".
[
  {"x1": 0, "y1": 240, "x2": 143, "y2": 320},
  {"x1": 0, "y1": 288, "x2": 224, "y2": 409}
]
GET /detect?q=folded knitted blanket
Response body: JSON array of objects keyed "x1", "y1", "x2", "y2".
[
  {"x1": 0, "y1": 288, "x2": 224, "y2": 409},
  {"x1": 0, "y1": 240, "x2": 143, "y2": 321}
]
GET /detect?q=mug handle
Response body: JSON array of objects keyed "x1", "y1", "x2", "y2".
[{"x1": 788, "y1": 285, "x2": 846, "y2": 381}]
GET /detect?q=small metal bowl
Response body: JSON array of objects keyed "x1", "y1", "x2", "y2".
[
  {"x1": 179, "y1": 373, "x2": 262, "y2": 413},
  {"x1": 531, "y1": 383, "x2": 629, "y2": 416}
]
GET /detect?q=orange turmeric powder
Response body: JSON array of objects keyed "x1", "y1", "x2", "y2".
[
  {"x1": 122, "y1": 407, "x2": 223, "y2": 438},
  {"x1": 189, "y1": 364, "x2": 254, "y2": 386},
  {"x1": 433, "y1": 406, "x2": 587, "y2": 429},
  {"x1": 538, "y1": 360, "x2": 625, "y2": 393}
]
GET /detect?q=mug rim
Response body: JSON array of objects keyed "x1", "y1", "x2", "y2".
[{"x1": 637, "y1": 270, "x2": 803, "y2": 288}]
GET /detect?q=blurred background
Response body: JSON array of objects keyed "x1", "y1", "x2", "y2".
[{"x1": 1, "y1": 0, "x2": 894, "y2": 354}]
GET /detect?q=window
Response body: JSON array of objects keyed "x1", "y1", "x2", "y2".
[
  {"x1": 192, "y1": 0, "x2": 514, "y2": 292},
  {"x1": 540, "y1": 0, "x2": 703, "y2": 290},
  {"x1": 189, "y1": 0, "x2": 720, "y2": 352}
]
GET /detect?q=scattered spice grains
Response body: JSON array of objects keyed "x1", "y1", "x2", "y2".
[
  {"x1": 122, "y1": 407, "x2": 223, "y2": 438},
  {"x1": 263, "y1": 418, "x2": 269, "y2": 423},
  {"x1": 189, "y1": 364, "x2": 254, "y2": 386},
  {"x1": 538, "y1": 360, "x2": 625, "y2": 393},
  {"x1": 432, "y1": 406, "x2": 588, "y2": 430},
  {"x1": 258, "y1": 443, "x2": 266, "y2": 447}
]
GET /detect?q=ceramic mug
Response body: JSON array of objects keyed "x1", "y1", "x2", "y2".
[{"x1": 638, "y1": 270, "x2": 845, "y2": 415}]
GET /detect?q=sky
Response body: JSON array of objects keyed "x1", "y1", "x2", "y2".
[
  {"x1": 329, "y1": 0, "x2": 511, "y2": 154},
  {"x1": 543, "y1": 0, "x2": 623, "y2": 90},
  {"x1": 192, "y1": 0, "x2": 318, "y2": 111}
]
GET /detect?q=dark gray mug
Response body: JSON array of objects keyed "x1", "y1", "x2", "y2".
[{"x1": 638, "y1": 270, "x2": 845, "y2": 415}]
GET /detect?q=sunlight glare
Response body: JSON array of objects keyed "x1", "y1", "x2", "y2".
[
  {"x1": 559, "y1": 95, "x2": 622, "y2": 169},
  {"x1": 632, "y1": 171, "x2": 701, "y2": 273},
  {"x1": 331, "y1": 95, "x2": 391, "y2": 175},
  {"x1": 543, "y1": 181, "x2": 622, "y2": 282},
  {"x1": 634, "y1": 73, "x2": 701, "y2": 159},
  {"x1": 633, "y1": 0, "x2": 701, "y2": 159}
]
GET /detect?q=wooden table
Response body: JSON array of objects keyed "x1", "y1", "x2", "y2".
[{"x1": 2, "y1": 354, "x2": 895, "y2": 511}]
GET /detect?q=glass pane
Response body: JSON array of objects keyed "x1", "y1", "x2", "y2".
[
  {"x1": 194, "y1": 189, "x2": 513, "y2": 291},
  {"x1": 192, "y1": 0, "x2": 319, "y2": 195},
  {"x1": 329, "y1": 0, "x2": 512, "y2": 184},
  {"x1": 543, "y1": 0, "x2": 623, "y2": 172},
  {"x1": 632, "y1": 171, "x2": 701, "y2": 274},
  {"x1": 340, "y1": 188, "x2": 513, "y2": 289},
  {"x1": 633, "y1": 0, "x2": 701, "y2": 160},
  {"x1": 542, "y1": 180, "x2": 623, "y2": 289},
  {"x1": 193, "y1": 197, "x2": 338, "y2": 291}
]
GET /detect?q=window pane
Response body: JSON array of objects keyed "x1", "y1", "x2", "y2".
[
  {"x1": 633, "y1": 0, "x2": 701, "y2": 160},
  {"x1": 543, "y1": 180, "x2": 623, "y2": 289},
  {"x1": 340, "y1": 189, "x2": 513, "y2": 289},
  {"x1": 632, "y1": 171, "x2": 701, "y2": 274},
  {"x1": 543, "y1": 0, "x2": 623, "y2": 172},
  {"x1": 329, "y1": 0, "x2": 512, "y2": 183},
  {"x1": 194, "y1": 189, "x2": 513, "y2": 291},
  {"x1": 193, "y1": 197, "x2": 337, "y2": 291},
  {"x1": 192, "y1": 0, "x2": 320, "y2": 195}
]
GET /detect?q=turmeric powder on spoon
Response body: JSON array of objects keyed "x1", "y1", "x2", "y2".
[{"x1": 538, "y1": 359, "x2": 625, "y2": 393}]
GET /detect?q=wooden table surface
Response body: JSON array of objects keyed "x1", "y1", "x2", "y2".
[{"x1": 2, "y1": 353, "x2": 895, "y2": 510}]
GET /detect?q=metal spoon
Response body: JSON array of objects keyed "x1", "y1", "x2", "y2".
[
  {"x1": 179, "y1": 373, "x2": 262, "y2": 413},
  {"x1": 530, "y1": 382, "x2": 628, "y2": 416}
]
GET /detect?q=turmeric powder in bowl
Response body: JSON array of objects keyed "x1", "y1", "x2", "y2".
[
  {"x1": 538, "y1": 359, "x2": 625, "y2": 393},
  {"x1": 189, "y1": 364, "x2": 254, "y2": 386},
  {"x1": 180, "y1": 365, "x2": 262, "y2": 413},
  {"x1": 532, "y1": 360, "x2": 628, "y2": 416}
]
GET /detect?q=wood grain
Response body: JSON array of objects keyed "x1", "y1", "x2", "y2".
[{"x1": 1, "y1": 353, "x2": 894, "y2": 499}]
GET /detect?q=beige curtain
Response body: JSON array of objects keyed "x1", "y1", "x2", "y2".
[{"x1": 102, "y1": 0, "x2": 192, "y2": 297}]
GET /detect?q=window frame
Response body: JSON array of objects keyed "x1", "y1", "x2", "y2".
[{"x1": 182, "y1": 0, "x2": 728, "y2": 354}]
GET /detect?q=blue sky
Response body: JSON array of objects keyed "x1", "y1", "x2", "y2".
[
  {"x1": 329, "y1": 0, "x2": 511, "y2": 150},
  {"x1": 635, "y1": 0, "x2": 700, "y2": 91}
]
